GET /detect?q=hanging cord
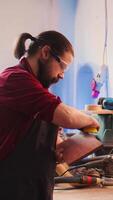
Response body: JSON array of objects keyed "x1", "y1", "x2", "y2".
[
  {"x1": 91, "y1": 0, "x2": 109, "y2": 98},
  {"x1": 102, "y1": 0, "x2": 108, "y2": 65}
]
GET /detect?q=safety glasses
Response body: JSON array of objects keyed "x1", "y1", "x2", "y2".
[{"x1": 50, "y1": 50, "x2": 69, "y2": 72}]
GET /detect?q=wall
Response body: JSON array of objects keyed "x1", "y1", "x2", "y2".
[
  {"x1": 74, "y1": 0, "x2": 113, "y2": 108},
  {"x1": 0, "y1": 0, "x2": 57, "y2": 68},
  {"x1": 1, "y1": 0, "x2": 113, "y2": 109},
  {"x1": 51, "y1": 0, "x2": 78, "y2": 107},
  {"x1": 51, "y1": 0, "x2": 113, "y2": 110}
]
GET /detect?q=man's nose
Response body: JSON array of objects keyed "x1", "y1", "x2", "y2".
[{"x1": 58, "y1": 72, "x2": 64, "y2": 79}]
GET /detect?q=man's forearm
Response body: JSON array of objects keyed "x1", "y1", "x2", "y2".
[{"x1": 52, "y1": 103, "x2": 99, "y2": 129}]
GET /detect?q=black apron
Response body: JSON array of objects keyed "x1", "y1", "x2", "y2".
[{"x1": 0, "y1": 119, "x2": 59, "y2": 200}]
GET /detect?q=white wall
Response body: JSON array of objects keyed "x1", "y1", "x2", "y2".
[
  {"x1": 0, "y1": 0, "x2": 58, "y2": 68},
  {"x1": 74, "y1": 0, "x2": 113, "y2": 99}
]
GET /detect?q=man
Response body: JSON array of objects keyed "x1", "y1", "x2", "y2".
[{"x1": 0, "y1": 30, "x2": 99, "y2": 200}]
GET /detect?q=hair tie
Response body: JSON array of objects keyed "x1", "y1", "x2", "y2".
[{"x1": 31, "y1": 36, "x2": 37, "y2": 42}]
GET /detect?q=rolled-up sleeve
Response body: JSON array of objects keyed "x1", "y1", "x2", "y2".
[{"x1": 3, "y1": 72, "x2": 62, "y2": 122}]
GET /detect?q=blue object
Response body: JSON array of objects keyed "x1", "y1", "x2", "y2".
[{"x1": 102, "y1": 98, "x2": 113, "y2": 110}]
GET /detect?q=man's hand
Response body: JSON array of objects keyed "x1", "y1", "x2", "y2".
[
  {"x1": 55, "y1": 147, "x2": 64, "y2": 163},
  {"x1": 56, "y1": 130, "x2": 65, "y2": 163}
]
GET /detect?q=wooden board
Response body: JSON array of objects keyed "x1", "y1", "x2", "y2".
[{"x1": 56, "y1": 132, "x2": 103, "y2": 165}]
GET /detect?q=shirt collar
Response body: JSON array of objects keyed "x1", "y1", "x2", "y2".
[{"x1": 19, "y1": 57, "x2": 35, "y2": 77}]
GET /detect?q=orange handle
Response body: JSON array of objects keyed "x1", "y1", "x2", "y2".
[{"x1": 83, "y1": 127, "x2": 98, "y2": 133}]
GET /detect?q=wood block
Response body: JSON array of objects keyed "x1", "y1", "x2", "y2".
[{"x1": 56, "y1": 132, "x2": 103, "y2": 165}]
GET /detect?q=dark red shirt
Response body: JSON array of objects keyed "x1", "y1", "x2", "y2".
[{"x1": 0, "y1": 57, "x2": 61, "y2": 159}]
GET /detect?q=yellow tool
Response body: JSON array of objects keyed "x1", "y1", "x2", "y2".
[{"x1": 83, "y1": 127, "x2": 98, "y2": 133}]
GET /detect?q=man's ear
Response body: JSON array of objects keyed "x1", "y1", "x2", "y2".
[{"x1": 41, "y1": 45, "x2": 50, "y2": 60}]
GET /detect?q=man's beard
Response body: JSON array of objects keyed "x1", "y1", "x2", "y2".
[{"x1": 37, "y1": 59, "x2": 59, "y2": 88}]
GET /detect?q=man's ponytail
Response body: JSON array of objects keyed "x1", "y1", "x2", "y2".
[{"x1": 14, "y1": 33, "x2": 35, "y2": 59}]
